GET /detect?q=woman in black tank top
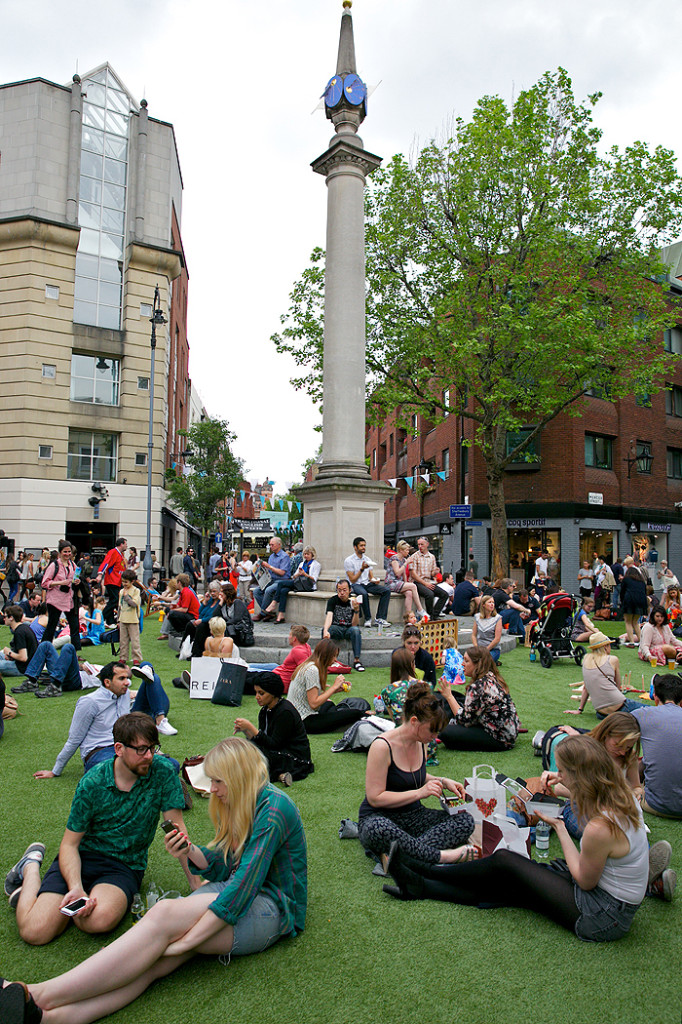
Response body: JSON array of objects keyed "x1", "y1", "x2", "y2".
[{"x1": 358, "y1": 682, "x2": 476, "y2": 868}]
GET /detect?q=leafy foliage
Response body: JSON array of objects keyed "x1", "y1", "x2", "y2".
[
  {"x1": 165, "y1": 418, "x2": 243, "y2": 551},
  {"x1": 272, "y1": 69, "x2": 682, "y2": 575}
]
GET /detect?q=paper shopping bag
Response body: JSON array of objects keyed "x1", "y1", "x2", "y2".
[
  {"x1": 464, "y1": 764, "x2": 507, "y2": 822},
  {"x1": 481, "y1": 813, "x2": 531, "y2": 859}
]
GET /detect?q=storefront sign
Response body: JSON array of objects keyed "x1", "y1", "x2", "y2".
[
  {"x1": 588, "y1": 492, "x2": 603, "y2": 505},
  {"x1": 626, "y1": 521, "x2": 640, "y2": 533},
  {"x1": 232, "y1": 518, "x2": 271, "y2": 532},
  {"x1": 439, "y1": 523, "x2": 452, "y2": 534},
  {"x1": 507, "y1": 518, "x2": 546, "y2": 528},
  {"x1": 646, "y1": 523, "x2": 671, "y2": 532}
]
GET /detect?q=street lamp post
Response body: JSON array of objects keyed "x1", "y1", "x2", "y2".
[{"x1": 142, "y1": 285, "x2": 167, "y2": 587}]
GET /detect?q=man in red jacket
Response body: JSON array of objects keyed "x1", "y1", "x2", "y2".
[{"x1": 96, "y1": 538, "x2": 128, "y2": 625}]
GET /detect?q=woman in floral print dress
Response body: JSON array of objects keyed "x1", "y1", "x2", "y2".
[{"x1": 438, "y1": 647, "x2": 520, "y2": 751}]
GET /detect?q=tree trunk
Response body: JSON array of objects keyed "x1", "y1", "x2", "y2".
[{"x1": 486, "y1": 461, "x2": 509, "y2": 583}]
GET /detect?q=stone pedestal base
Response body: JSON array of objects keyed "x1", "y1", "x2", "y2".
[
  {"x1": 294, "y1": 473, "x2": 392, "y2": 587},
  {"x1": 283, "y1": 589, "x2": 406, "y2": 629}
]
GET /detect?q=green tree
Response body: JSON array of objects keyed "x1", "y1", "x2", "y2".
[
  {"x1": 273, "y1": 68, "x2": 682, "y2": 577},
  {"x1": 165, "y1": 418, "x2": 243, "y2": 564}
]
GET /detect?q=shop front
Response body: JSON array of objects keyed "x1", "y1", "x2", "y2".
[
  {"x1": 579, "y1": 528, "x2": 618, "y2": 566},
  {"x1": 506, "y1": 519, "x2": 561, "y2": 588}
]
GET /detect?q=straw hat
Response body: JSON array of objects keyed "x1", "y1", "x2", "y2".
[{"x1": 588, "y1": 631, "x2": 612, "y2": 651}]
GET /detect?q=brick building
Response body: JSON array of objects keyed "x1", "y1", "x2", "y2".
[{"x1": 367, "y1": 263, "x2": 682, "y2": 586}]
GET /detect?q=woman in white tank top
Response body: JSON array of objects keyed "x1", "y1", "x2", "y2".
[{"x1": 383, "y1": 736, "x2": 651, "y2": 942}]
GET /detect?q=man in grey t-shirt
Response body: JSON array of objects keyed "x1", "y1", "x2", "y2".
[{"x1": 632, "y1": 675, "x2": 682, "y2": 818}]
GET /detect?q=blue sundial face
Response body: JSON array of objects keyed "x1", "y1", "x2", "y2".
[
  {"x1": 324, "y1": 75, "x2": 343, "y2": 108},
  {"x1": 343, "y1": 73, "x2": 366, "y2": 106}
]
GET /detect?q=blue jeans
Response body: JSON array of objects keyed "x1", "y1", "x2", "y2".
[
  {"x1": 596, "y1": 696, "x2": 650, "y2": 719},
  {"x1": 0, "y1": 657, "x2": 21, "y2": 677},
  {"x1": 254, "y1": 581, "x2": 285, "y2": 613},
  {"x1": 328, "y1": 624, "x2": 362, "y2": 660},
  {"x1": 500, "y1": 607, "x2": 525, "y2": 636},
  {"x1": 351, "y1": 582, "x2": 390, "y2": 622},
  {"x1": 611, "y1": 585, "x2": 621, "y2": 612},
  {"x1": 131, "y1": 661, "x2": 170, "y2": 719},
  {"x1": 26, "y1": 642, "x2": 81, "y2": 690},
  {"x1": 489, "y1": 647, "x2": 501, "y2": 663},
  {"x1": 272, "y1": 579, "x2": 300, "y2": 614}
]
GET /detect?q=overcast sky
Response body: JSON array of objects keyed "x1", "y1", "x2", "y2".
[{"x1": 2, "y1": 0, "x2": 681, "y2": 493}]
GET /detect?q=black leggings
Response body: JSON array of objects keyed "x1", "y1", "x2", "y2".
[
  {"x1": 401, "y1": 849, "x2": 580, "y2": 933},
  {"x1": 304, "y1": 701, "x2": 366, "y2": 734},
  {"x1": 42, "y1": 605, "x2": 81, "y2": 650},
  {"x1": 438, "y1": 723, "x2": 510, "y2": 752}
]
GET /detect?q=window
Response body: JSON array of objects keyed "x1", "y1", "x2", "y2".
[
  {"x1": 585, "y1": 433, "x2": 613, "y2": 470},
  {"x1": 389, "y1": 433, "x2": 394, "y2": 457},
  {"x1": 441, "y1": 449, "x2": 450, "y2": 478},
  {"x1": 137, "y1": 376, "x2": 150, "y2": 391},
  {"x1": 42, "y1": 364, "x2": 56, "y2": 379},
  {"x1": 70, "y1": 354, "x2": 120, "y2": 405},
  {"x1": 411, "y1": 414, "x2": 419, "y2": 438},
  {"x1": 636, "y1": 441, "x2": 652, "y2": 473},
  {"x1": 666, "y1": 385, "x2": 682, "y2": 417},
  {"x1": 585, "y1": 383, "x2": 613, "y2": 400},
  {"x1": 379, "y1": 442, "x2": 387, "y2": 466},
  {"x1": 135, "y1": 452, "x2": 148, "y2": 467},
  {"x1": 67, "y1": 430, "x2": 117, "y2": 481},
  {"x1": 506, "y1": 428, "x2": 540, "y2": 462},
  {"x1": 664, "y1": 328, "x2": 682, "y2": 354},
  {"x1": 667, "y1": 448, "x2": 682, "y2": 480},
  {"x1": 74, "y1": 67, "x2": 130, "y2": 329},
  {"x1": 38, "y1": 445, "x2": 53, "y2": 459},
  {"x1": 443, "y1": 389, "x2": 450, "y2": 416},
  {"x1": 372, "y1": 448, "x2": 377, "y2": 469},
  {"x1": 45, "y1": 284, "x2": 59, "y2": 300}
]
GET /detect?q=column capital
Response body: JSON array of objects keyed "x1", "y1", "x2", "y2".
[{"x1": 311, "y1": 136, "x2": 382, "y2": 179}]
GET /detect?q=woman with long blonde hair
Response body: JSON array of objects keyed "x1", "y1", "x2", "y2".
[
  {"x1": 5, "y1": 738, "x2": 307, "y2": 1023},
  {"x1": 385, "y1": 736, "x2": 650, "y2": 942}
]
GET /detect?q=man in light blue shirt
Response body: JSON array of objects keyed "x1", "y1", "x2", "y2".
[
  {"x1": 33, "y1": 662, "x2": 132, "y2": 778},
  {"x1": 253, "y1": 538, "x2": 291, "y2": 621}
]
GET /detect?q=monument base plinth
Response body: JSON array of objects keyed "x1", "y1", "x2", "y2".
[{"x1": 294, "y1": 472, "x2": 392, "y2": 585}]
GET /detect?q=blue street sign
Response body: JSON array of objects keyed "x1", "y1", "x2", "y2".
[
  {"x1": 449, "y1": 504, "x2": 472, "y2": 519},
  {"x1": 214, "y1": 532, "x2": 223, "y2": 545},
  {"x1": 466, "y1": 520, "x2": 483, "y2": 527}
]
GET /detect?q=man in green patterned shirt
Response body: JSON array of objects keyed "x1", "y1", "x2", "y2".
[{"x1": 5, "y1": 712, "x2": 186, "y2": 945}]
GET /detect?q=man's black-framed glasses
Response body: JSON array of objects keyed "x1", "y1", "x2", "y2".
[{"x1": 124, "y1": 743, "x2": 161, "y2": 756}]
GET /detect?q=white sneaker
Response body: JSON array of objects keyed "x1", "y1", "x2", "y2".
[
  {"x1": 364, "y1": 619, "x2": 374, "y2": 628},
  {"x1": 374, "y1": 618, "x2": 391, "y2": 627},
  {"x1": 157, "y1": 717, "x2": 178, "y2": 736}
]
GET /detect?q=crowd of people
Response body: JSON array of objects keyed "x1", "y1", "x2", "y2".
[{"x1": 1, "y1": 532, "x2": 680, "y2": 1024}]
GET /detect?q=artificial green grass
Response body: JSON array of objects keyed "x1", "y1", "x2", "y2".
[{"x1": 1, "y1": 621, "x2": 680, "y2": 1024}]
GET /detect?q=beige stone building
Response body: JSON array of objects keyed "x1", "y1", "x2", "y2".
[{"x1": 0, "y1": 63, "x2": 190, "y2": 565}]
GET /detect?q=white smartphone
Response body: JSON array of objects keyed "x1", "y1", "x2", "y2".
[{"x1": 60, "y1": 897, "x2": 88, "y2": 916}]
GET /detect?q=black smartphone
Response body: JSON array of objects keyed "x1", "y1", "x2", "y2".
[{"x1": 160, "y1": 820, "x2": 189, "y2": 851}]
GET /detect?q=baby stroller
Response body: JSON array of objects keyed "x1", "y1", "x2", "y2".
[{"x1": 529, "y1": 592, "x2": 586, "y2": 669}]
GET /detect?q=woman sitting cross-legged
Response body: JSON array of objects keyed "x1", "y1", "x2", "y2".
[
  {"x1": 566, "y1": 631, "x2": 650, "y2": 720},
  {"x1": 570, "y1": 597, "x2": 598, "y2": 644},
  {"x1": 233, "y1": 673, "x2": 314, "y2": 786},
  {"x1": 358, "y1": 681, "x2": 476, "y2": 871},
  {"x1": 287, "y1": 638, "x2": 368, "y2": 734},
  {"x1": 638, "y1": 606, "x2": 682, "y2": 667},
  {"x1": 384, "y1": 735, "x2": 649, "y2": 943},
  {"x1": 438, "y1": 648, "x2": 520, "y2": 752},
  {"x1": 2, "y1": 738, "x2": 307, "y2": 1024}
]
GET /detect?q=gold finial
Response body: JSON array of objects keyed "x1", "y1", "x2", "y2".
[{"x1": 342, "y1": 1, "x2": 352, "y2": 8}]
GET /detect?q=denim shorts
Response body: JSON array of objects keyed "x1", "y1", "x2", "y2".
[
  {"x1": 573, "y1": 883, "x2": 639, "y2": 942},
  {"x1": 188, "y1": 885, "x2": 284, "y2": 956}
]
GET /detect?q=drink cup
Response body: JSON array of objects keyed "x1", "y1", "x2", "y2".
[
  {"x1": 650, "y1": 657, "x2": 658, "y2": 669},
  {"x1": 668, "y1": 659, "x2": 676, "y2": 670}
]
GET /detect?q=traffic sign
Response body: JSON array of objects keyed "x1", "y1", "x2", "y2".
[
  {"x1": 449, "y1": 504, "x2": 472, "y2": 519},
  {"x1": 214, "y1": 532, "x2": 223, "y2": 545}
]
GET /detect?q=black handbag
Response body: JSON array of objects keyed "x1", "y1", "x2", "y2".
[
  {"x1": 335, "y1": 696, "x2": 371, "y2": 713},
  {"x1": 293, "y1": 577, "x2": 315, "y2": 593},
  {"x1": 211, "y1": 661, "x2": 248, "y2": 707}
]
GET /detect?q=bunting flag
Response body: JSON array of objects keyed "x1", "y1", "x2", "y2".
[
  {"x1": 296, "y1": 502, "x2": 302, "y2": 512},
  {"x1": 404, "y1": 475, "x2": 414, "y2": 489},
  {"x1": 388, "y1": 478, "x2": 397, "y2": 487},
  {"x1": 240, "y1": 490, "x2": 246, "y2": 502},
  {"x1": 422, "y1": 472, "x2": 430, "y2": 485},
  {"x1": 288, "y1": 501, "x2": 293, "y2": 512},
  {"x1": 436, "y1": 472, "x2": 446, "y2": 481}
]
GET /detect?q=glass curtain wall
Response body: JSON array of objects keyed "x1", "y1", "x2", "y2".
[{"x1": 74, "y1": 68, "x2": 131, "y2": 329}]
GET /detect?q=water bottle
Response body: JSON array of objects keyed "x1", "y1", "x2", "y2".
[
  {"x1": 131, "y1": 893, "x2": 145, "y2": 920},
  {"x1": 377, "y1": 620, "x2": 383, "y2": 637},
  {"x1": 373, "y1": 695, "x2": 386, "y2": 714},
  {"x1": 535, "y1": 821, "x2": 551, "y2": 859},
  {"x1": 529, "y1": 648, "x2": 537, "y2": 662},
  {"x1": 146, "y1": 880, "x2": 159, "y2": 909}
]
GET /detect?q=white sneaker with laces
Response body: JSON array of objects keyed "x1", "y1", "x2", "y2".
[
  {"x1": 364, "y1": 619, "x2": 374, "y2": 628},
  {"x1": 157, "y1": 717, "x2": 178, "y2": 736}
]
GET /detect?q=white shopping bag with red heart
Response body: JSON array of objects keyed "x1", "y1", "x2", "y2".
[{"x1": 463, "y1": 764, "x2": 506, "y2": 823}]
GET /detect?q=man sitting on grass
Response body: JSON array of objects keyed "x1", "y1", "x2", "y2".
[
  {"x1": 4, "y1": 712, "x2": 187, "y2": 945},
  {"x1": 633, "y1": 674, "x2": 682, "y2": 820}
]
